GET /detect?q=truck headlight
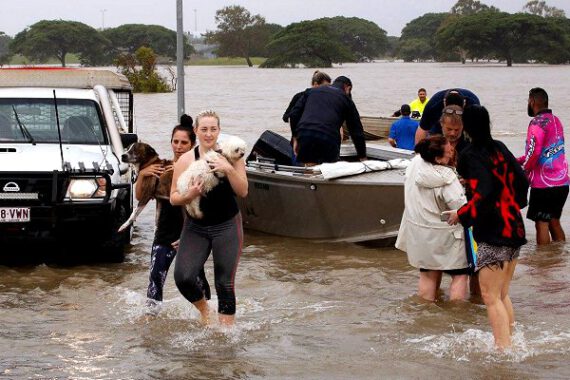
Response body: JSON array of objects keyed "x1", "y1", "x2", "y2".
[{"x1": 66, "y1": 177, "x2": 107, "y2": 199}]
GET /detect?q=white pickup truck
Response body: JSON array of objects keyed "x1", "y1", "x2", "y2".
[{"x1": 0, "y1": 68, "x2": 138, "y2": 262}]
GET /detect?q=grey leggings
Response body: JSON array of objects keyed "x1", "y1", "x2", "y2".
[{"x1": 174, "y1": 213, "x2": 243, "y2": 315}]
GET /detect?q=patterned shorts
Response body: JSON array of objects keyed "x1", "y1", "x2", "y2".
[{"x1": 475, "y1": 242, "x2": 520, "y2": 272}]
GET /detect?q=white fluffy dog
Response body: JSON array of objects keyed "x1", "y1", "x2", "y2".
[{"x1": 177, "y1": 136, "x2": 247, "y2": 219}]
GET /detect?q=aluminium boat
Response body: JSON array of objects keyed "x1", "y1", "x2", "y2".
[{"x1": 237, "y1": 131, "x2": 414, "y2": 246}]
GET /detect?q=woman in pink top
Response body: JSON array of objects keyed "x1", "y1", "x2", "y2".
[{"x1": 518, "y1": 87, "x2": 569, "y2": 245}]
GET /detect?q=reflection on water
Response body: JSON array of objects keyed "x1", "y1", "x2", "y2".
[{"x1": 2, "y1": 63, "x2": 570, "y2": 379}]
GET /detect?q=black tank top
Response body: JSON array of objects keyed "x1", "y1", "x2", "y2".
[
  {"x1": 154, "y1": 197, "x2": 184, "y2": 245},
  {"x1": 191, "y1": 146, "x2": 239, "y2": 226}
]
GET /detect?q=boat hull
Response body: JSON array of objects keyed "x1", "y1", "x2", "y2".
[{"x1": 237, "y1": 168, "x2": 405, "y2": 245}]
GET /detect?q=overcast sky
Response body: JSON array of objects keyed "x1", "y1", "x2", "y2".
[{"x1": 2, "y1": 0, "x2": 570, "y2": 37}]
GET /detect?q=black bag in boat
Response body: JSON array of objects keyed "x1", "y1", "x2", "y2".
[{"x1": 247, "y1": 130, "x2": 294, "y2": 166}]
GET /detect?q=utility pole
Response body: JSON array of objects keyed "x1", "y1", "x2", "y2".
[
  {"x1": 176, "y1": 0, "x2": 185, "y2": 119},
  {"x1": 100, "y1": 9, "x2": 107, "y2": 30}
]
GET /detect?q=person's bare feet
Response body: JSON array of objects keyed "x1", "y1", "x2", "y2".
[
  {"x1": 218, "y1": 314, "x2": 235, "y2": 326},
  {"x1": 193, "y1": 298, "x2": 210, "y2": 325}
]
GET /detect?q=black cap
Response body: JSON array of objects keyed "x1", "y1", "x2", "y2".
[
  {"x1": 400, "y1": 104, "x2": 411, "y2": 115},
  {"x1": 333, "y1": 75, "x2": 352, "y2": 87}
]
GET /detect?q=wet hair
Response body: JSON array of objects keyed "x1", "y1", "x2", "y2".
[
  {"x1": 529, "y1": 87, "x2": 548, "y2": 107},
  {"x1": 195, "y1": 109, "x2": 220, "y2": 128},
  {"x1": 171, "y1": 114, "x2": 196, "y2": 145},
  {"x1": 414, "y1": 135, "x2": 448, "y2": 164},
  {"x1": 333, "y1": 75, "x2": 352, "y2": 88},
  {"x1": 311, "y1": 70, "x2": 331, "y2": 86},
  {"x1": 444, "y1": 90, "x2": 465, "y2": 107},
  {"x1": 439, "y1": 104, "x2": 463, "y2": 127},
  {"x1": 462, "y1": 105, "x2": 493, "y2": 151},
  {"x1": 418, "y1": 88, "x2": 427, "y2": 94}
]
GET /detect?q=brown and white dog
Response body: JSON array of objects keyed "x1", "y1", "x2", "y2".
[{"x1": 119, "y1": 142, "x2": 173, "y2": 232}]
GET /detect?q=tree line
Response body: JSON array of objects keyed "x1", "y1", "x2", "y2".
[
  {"x1": 1, "y1": 21, "x2": 194, "y2": 67},
  {"x1": 0, "y1": 0, "x2": 568, "y2": 68},
  {"x1": 399, "y1": 0, "x2": 570, "y2": 66}
]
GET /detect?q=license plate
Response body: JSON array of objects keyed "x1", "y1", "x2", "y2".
[{"x1": 0, "y1": 207, "x2": 31, "y2": 222}]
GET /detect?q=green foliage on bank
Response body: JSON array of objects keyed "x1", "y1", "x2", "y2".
[
  {"x1": 398, "y1": 0, "x2": 570, "y2": 65},
  {"x1": 10, "y1": 20, "x2": 109, "y2": 67},
  {"x1": 261, "y1": 17, "x2": 387, "y2": 68},
  {"x1": 102, "y1": 24, "x2": 194, "y2": 60},
  {"x1": 204, "y1": 5, "x2": 277, "y2": 67},
  {"x1": 3, "y1": 0, "x2": 570, "y2": 68},
  {"x1": 116, "y1": 47, "x2": 171, "y2": 93}
]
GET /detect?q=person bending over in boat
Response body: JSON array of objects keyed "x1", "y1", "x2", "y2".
[
  {"x1": 282, "y1": 70, "x2": 331, "y2": 123},
  {"x1": 448, "y1": 105, "x2": 528, "y2": 349},
  {"x1": 289, "y1": 75, "x2": 366, "y2": 165},
  {"x1": 388, "y1": 104, "x2": 418, "y2": 150},
  {"x1": 414, "y1": 89, "x2": 480, "y2": 144},
  {"x1": 396, "y1": 135, "x2": 469, "y2": 301}
]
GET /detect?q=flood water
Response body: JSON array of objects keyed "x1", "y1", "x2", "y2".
[{"x1": 2, "y1": 62, "x2": 570, "y2": 379}]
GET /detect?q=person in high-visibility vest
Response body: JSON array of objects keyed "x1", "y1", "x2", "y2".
[{"x1": 409, "y1": 88, "x2": 429, "y2": 118}]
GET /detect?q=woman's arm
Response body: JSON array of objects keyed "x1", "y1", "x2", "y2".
[
  {"x1": 135, "y1": 163, "x2": 163, "y2": 201},
  {"x1": 169, "y1": 151, "x2": 203, "y2": 205}
]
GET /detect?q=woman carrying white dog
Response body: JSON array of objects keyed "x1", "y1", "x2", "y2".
[{"x1": 170, "y1": 110, "x2": 248, "y2": 326}]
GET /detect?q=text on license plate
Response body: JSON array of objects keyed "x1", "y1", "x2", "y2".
[{"x1": 0, "y1": 207, "x2": 31, "y2": 222}]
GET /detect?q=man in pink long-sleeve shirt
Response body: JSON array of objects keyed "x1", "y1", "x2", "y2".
[{"x1": 518, "y1": 87, "x2": 569, "y2": 245}]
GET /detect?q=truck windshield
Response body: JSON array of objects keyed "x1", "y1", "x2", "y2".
[{"x1": 0, "y1": 99, "x2": 107, "y2": 144}]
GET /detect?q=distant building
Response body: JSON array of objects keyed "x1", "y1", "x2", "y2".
[{"x1": 188, "y1": 33, "x2": 217, "y2": 59}]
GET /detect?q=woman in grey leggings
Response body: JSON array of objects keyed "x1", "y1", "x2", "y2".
[{"x1": 170, "y1": 110, "x2": 248, "y2": 326}]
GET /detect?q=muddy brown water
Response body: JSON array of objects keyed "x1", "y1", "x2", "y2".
[{"x1": 2, "y1": 63, "x2": 570, "y2": 379}]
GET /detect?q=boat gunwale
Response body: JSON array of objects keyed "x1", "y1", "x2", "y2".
[{"x1": 245, "y1": 162, "x2": 405, "y2": 186}]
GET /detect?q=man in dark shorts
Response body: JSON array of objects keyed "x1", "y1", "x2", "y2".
[
  {"x1": 414, "y1": 88, "x2": 480, "y2": 144},
  {"x1": 289, "y1": 76, "x2": 366, "y2": 165},
  {"x1": 518, "y1": 87, "x2": 570, "y2": 244}
]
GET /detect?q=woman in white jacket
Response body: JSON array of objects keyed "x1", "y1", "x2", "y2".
[{"x1": 396, "y1": 135, "x2": 468, "y2": 301}]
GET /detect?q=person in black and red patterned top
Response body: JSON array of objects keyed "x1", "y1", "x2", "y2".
[{"x1": 447, "y1": 105, "x2": 528, "y2": 349}]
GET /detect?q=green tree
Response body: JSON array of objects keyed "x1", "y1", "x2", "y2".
[
  {"x1": 384, "y1": 36, "x2": 400, "y2": 58},
  {"x1": 115, "y1": 46, "x2": 171, "y2": 93},
  {"x1": 261, "y1": 20, "x2": 353, "y2": 68},
  {"x1": 523, "y1": 0, "x2": 566, "y2": 17},
  {"x1": 244, "y1": 23, "x2": 284, "y2": 58},
  {"x1": 10, "y1": 20, "x2": 109, "y2": 67},
  {"x1": 522, "y1": 16, "x2": 570, "y2": 63},
  {"x1": 398, "y1": 13, "x2": 451, "y2": 61},
  {"x1": 320, "y1": 17, "x2": 388, "y2": 61},
  {"x1": 450, "y1": 0, "x2": 500, "y2": 15},
  {"x1": 436, "y1": 12, "x2": 567, "y2": 66},
  {"x1": 0, "y1": 32, "x2": 13, "y2": 66},
  {"x1": 205, "y1": 5, "x2": 268, "y2": 67},
  {"x1": 102, "y1": 24, "x2": 193, "y2": 60},
  {"x1": 399, "y1": 38, "x2": 436, "y2": 62}
]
